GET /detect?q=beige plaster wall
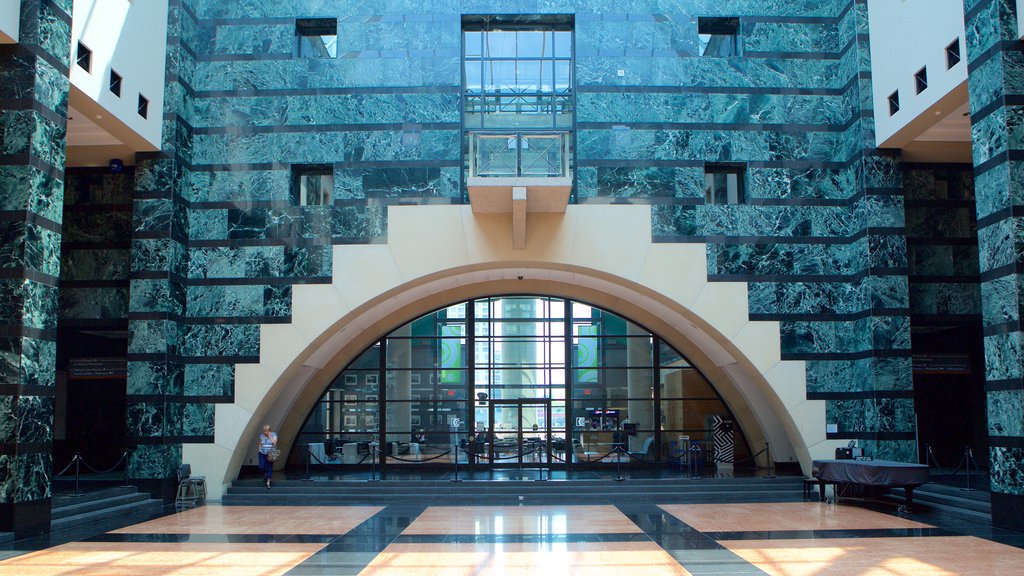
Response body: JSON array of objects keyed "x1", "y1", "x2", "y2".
[{"x1": 184, "y1": 205, "x2": 838, "y2": 500}]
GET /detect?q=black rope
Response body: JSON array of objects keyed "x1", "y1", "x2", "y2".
[
  {"x1": 53, "y1": 455, "x2": 80, "y2": 478},
  {"x1": 550, "y1": 445, "x2": 618, "y2": 465},
  {"x1": 619, "y1": 446, "x2": 655, "y2": 463},
  {"x1": 387, "y1": 450, "x2": 454, "y2": 463},
  {"x1": 474, "y1": 448, "x2": 539, "y2": 461},
  {"x1": 79, "y1": 451, "x2": 130, "y2": 475},
  {"x1": 308, "y1": 448, "x2": 370, "y2": 470},
  {"x1": 709, "y1": 446, "x2": 767, "y2": 464}
]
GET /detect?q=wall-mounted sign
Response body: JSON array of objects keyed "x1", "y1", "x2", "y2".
[
  {"x1": 69, "y1": 358, "x2": 127, "y2": 379},
  {"x1": 912, "y1": 354, "x2": 970, "y2": 375}
]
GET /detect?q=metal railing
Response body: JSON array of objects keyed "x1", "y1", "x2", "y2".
[{"x1": 469, "y1": 132, "x2": 570, "y2": 178}]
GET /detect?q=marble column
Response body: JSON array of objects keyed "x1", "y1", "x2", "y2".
[
  {"x1": 828, "y1": 0, "x2": 914, "y2": 462},
  {"x1": 125, "y1": 0, "x2": 194, "y2": 496},
  {"x1": 964, "y1": 0, "x2": 1024, "y2": 531},
  {"x1": 0, "y1": 0, "x2": 72, "y2": 536}
]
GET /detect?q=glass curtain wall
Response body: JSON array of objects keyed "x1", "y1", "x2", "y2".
[
  {"x1": 463, "y1": 17, "x2": 574, "y2": 181},
  {"x1": 294, "y1": 296, "x2": 750, "y2": 468}
]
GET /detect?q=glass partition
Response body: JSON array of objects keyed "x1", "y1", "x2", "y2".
[{"x1": 293, "y1": 296, "x2": 750, "y2": 470}]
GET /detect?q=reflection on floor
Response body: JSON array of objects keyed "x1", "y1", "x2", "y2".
[{"x1": 1, "y1": 501, "x2": 1023, "y2": 575}]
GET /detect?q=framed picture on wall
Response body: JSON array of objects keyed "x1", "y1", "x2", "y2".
[
  {"x1": 364, "y1": 415, "x2": 377, "y2": 427},
  {"x1": 410, "y1": 374, "x2": 421, "y2": 386},
  {"x1": 343, "y1": 374, "x2": 357, "y2": 386},
  {"x1": 343, "y1": 394, "x2": 357, "y2": 406},
  {"x1": 411, "y1": 415, "x2": 421, "y2": 427},
  {"x1": 343, "y1": 414, "x2": 358, "y2": 428},
  {"x1": 366, "y1": 374, "x2": 379, "y2": 386},
  {"x1": 366, "y1": 395, "x2": 378, "y2": 403}
]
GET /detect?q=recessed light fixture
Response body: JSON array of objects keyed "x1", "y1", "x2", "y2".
[{"x1": 95, "y1": 114, "x2": 102, "y2": 119}]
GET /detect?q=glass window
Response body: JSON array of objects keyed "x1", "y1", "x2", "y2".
[
  {"x1": 704, "y1": 165, "x2": 745, "y2": 205},
  {"x1": 465, "y1": 30, "x2": 483, "y2": 58},
  {"x1": 293, "y1": 165, "x2": 334, "y2": 206},
  {"x1": 484, "y1": 61, "x2": 517, "y2": 92},
  {"x1": 484, "y1": 31, "x2": 517, "y2": 58},
  {"x1": 137, "y1": 95, "x2": 149, "y2": 119},
  {"x1": 946, "y1": 38, "x2": 961, "y2": 69},
  {"x1": 109, "y1": 70, "x2": 122, "y2": 97},
  {"x1": 554, "y1": 61, "x2": 572, "y2": 92},
  {"x1": 553, "y1": 31, "x2": 572, "y2": 58},
  {"x1": 296, "y1": 296, "x2": 747, "y2": 469},
  {"x1": 659, "y1": 367, "x2": 718, "y2": 398},
  {"x1": 76, "y1": 42, "x2": 92, "y2": 72},
  {"x1": 698, "y1": 17, "x2": 740, "y2": 57},
  {"x1": 517, "y1": 31, "x2": 551, "y2": 58},
  {"x1": 463, "y1": 22, "x2": 573, "y2": 132},
  {"x1": 297, "y1": 18, "x2": 338, "y2": 58},
  {"x1": 465, "y1": 62, "x2": 483, "y2": 93}
]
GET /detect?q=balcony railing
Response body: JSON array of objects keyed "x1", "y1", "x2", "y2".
[{"x1": 469, "y1": 132, "x2": 570, "y2": 178}]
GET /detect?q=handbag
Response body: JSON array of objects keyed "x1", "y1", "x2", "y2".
[{"x1": 267, "y1": 448, "x2": 281, "y2": 462}]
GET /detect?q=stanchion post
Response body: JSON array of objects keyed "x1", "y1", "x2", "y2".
[
  {"x1": 368, "y1": 445, "x2": 381, "y2": 483},
  {"x1": 74, "y1": 453, "x2": 82, "y2": 496},
  {"x1": 962, "y1": 446, "x2": 976, "y2": 492},
  {"x1": 689, "y1": 443, "x2": 702, "y2": 480},
  {"x1": 614, "y1": 446, "x2": 624, "y2": 482},
  {"x1": 765, "y1": 442, "x2": 774, "y2": 478},
  {"x1": 301, "y1": 444, "x2": 313, "y2": 482},
  {"x1": 535, "y1": 445, "x2": 547, "y2": 482},
  {"x1": 121, "y1": 449, "x2": 131, "y2": 488},
  {"x1": 451, "y1": 446, "x2": 462, "y2": 483}
]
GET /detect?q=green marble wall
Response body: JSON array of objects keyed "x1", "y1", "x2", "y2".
[
  {"x1": 0, "y1": 0, "x2": 71, "y2": 536},
  {"x1": 964, "y1": 0, "x2": 1024, "y2": 530},
  {"x1": 146, "y1": 0, "x2": 918, "y2": 471},
  {"x1": 105, "y1": 0, "x2": 1011, "y2": 494}
]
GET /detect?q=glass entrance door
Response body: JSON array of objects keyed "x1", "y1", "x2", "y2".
[{"x1": 486, "y1": 400, "x2": 552, "y2": 468}]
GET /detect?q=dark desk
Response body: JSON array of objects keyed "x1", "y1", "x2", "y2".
[{"x1": 812, "y1": 459, "x2": 929, "y2": 510}]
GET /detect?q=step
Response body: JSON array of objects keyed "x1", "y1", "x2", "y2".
[
  {"x1": 52, "y1": 486, "x2": 138, "y2": 508},
  {"x1": 222, "y1": 477, "x2": 804, "y2": 506},
  {"x1": 886, "y1": 486, "x2": 991, "y2": 523},
  {"x1": 51, "y1": 491, "x2": 152, "y2": 520},
  {"x1": 223, "y1": 494, "x2": 805, "y2": 506},
  {"x1": 50, "y1": 488, "x2": 165, "y2": 533}
]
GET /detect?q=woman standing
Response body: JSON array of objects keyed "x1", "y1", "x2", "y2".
[{"x1": 258, "y1": 425, "x2": 278, "y2": 488}]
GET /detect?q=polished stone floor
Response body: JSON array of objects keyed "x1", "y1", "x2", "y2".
[{"x1": 2, "y1": 500, "x2": 1024, "y2": 575}]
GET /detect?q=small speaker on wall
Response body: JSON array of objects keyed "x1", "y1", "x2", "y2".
[{"x1": 108, "y1": 159, "x2": 124, "y2": 173}]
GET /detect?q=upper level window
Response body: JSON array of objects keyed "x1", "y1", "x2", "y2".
[
  {"x1": 698, "y1": 17, "x2": 740, "y2": 57},
  {"x1": 137, "y1": 94, "x2": 149, "y2": 119},
  {"x1": 704, "y1": 164, "x2": 745, "y2": 205},
  {"x1": 463, "y1": 17, "x2": 573, "y2": 130},
  {"x1": 297, "y1": 18, "x2": 337, "y2": 58},
  {"x1": 109, "y1": 69, "x2": 122, "y2": 97},
  {"x1": 888, "y1": 90, "x2": 900, "y2": 116},
  {"x1": 914, "y1": 67, "x2": 928, "y2": 94},
  {"x1": 76, "y1": 42, "x2": 92, "y2": 72},
  {"x1": 946, "y1": 39, "x2": 961, "y2": 69},
  {"x1": 294, "y1": 165, "x2": 334, "y2": 206}
]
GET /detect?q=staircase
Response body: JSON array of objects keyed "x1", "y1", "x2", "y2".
[
  {"x1": 887, "y1": 483, "x2": 991, "y2": 523},
  {"x1": 222, "y1": 476, "x2": 805, "y2": 506},
  {"x1": 51, "y1": 486, "x2": 164, "y2": 533}
]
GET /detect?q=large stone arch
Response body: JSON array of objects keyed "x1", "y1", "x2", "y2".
[{"x1": 187, "y1": 205, "x2": 838, "y2": 499}]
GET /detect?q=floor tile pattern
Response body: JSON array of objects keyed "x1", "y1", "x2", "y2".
[{"x1": 0, "y1": 500, "x2": 1023, "y2": 575}]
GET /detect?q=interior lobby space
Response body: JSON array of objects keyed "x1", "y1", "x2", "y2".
[{"x1": 6, "y1": 0, "x2": 1024, "y2": 571}]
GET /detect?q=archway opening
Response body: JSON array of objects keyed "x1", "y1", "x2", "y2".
[{"x1": 290, "y1": 295, "x2": 752, "y2": 473}]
